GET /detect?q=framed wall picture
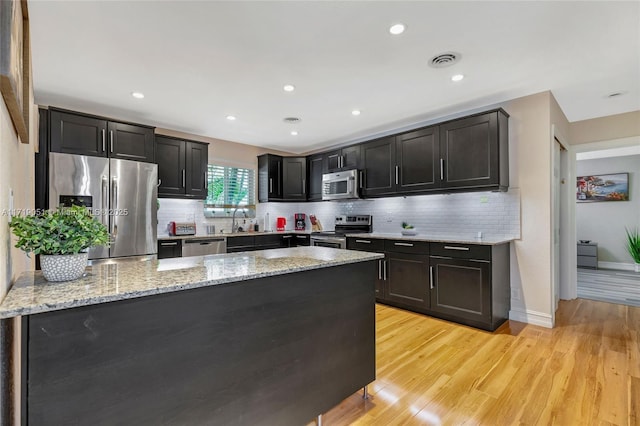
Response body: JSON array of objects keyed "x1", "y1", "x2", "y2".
[
  {"x1": 576, "y1": 173, "x2": 629, "y2": 202},
  {"x1": 0, "y1": 0, "x2": 29, "y2": 143}
]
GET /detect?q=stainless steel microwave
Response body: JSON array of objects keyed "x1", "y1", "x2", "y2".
[{"x1": 322, "y1": 169, "x2": 360, "y2": 200}]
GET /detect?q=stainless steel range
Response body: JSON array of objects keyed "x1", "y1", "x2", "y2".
[{"x1": 310, "y1": 215, "x2": 372, "y2": 249}]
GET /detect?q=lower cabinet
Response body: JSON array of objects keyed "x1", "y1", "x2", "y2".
[
  {"x1": 158, "y1": 240, "x2": 182, "y2": 259},
  {"x1": 347, "y1": 237, "x2": 510, "y2": 331},
  {"x1": 226, "y1": 233, "x2": 310, "y2": 253}
]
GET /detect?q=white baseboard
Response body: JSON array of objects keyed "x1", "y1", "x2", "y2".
[
  {"x1": 509, "y1": 308, "x2": 553, "y2": 328},
  {"x1": 598, "y1": 261, "x2": 636, "y2": 271}
]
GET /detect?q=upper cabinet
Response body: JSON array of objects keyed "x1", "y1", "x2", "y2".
[
  {"x1": 326, "y1": 145, "x2": 361, "y2": 172},
  {"x1": 258, "y1": 154, "x2": 307, "y2": 202},
  {"x1": 439, "y1": 109, "x2": 509, "y2": 191},
  {"x1": 361, "y1": 136, "x2": 395, "y2": 197},
  {"x1": 307, "y1": 154, "x2": 325, "y2": 201},
  {"x1": 156, "y1": 135, "x2": 208, "y2": 199},
  {"x1": 49, "y1": 108, "x2": 155, "y2": 163}
]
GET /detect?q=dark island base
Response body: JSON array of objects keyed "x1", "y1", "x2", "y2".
[{"x1": 22, "y1": 261, "x2": 377, "y2": 425}]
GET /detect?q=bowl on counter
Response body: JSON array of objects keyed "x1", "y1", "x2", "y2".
[{"x1": 401, "y1": 229, "x2": 418, "y2": 236}]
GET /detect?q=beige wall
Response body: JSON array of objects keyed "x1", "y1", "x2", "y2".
[{"x1": 571, "y1": 110, "x2": 640, "y2": 145}]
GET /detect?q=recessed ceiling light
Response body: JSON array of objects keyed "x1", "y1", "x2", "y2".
[
  {"x1": 451, "y1": 74, "x2": 464, "y2": 82},
  {"x1": 283, "y1": 117, "x2": 301, "y2": 123},
  {"x1": 283, "y1": 84, "x2": 295, "y2": 92},
  {"x1": 291, "y1": 131, "x2": 298, "y2": 136},
  {"x1": 131, "y1": 92, "x2": 144, "y2": 99},
  {"x1": 226, "y1": 115, "x2": 236, "y2": 121},
  {"x1": 389, "y1": 23, "x2": 406, "y2": 35},
  {"x1": 352, "y1": 110, "x2": 361, "y2": 116}
]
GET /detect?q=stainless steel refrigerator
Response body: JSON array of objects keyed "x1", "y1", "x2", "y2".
[{"x1": 49, "y1": 152, "x2": 157, "y2": 260}]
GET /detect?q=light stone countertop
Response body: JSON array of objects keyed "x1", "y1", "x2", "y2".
[
  {"x1": 346, "y1": 233, "x2": 515, "y2": 245},
  {"x1": 158, "y1": 230, "x2": 311, "y2": 240},
  {"x1": 0, "y1": 247, "x2": 383, "y2": 319}
]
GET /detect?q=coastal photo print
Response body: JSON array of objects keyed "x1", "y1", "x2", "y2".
[{"x1": 576, "y1": 173, "x2": 629, "y2": 202}]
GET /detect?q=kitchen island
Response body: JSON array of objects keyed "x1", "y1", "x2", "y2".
[{"x1": 0, "y1": 247, "x2": 382, "y2": 426}]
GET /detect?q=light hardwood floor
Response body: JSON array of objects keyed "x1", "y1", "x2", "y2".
[{"x1": 317, "y1": 300, "x2": 640, "y2": 425}]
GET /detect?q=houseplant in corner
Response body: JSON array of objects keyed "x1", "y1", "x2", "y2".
[
  {"x1": 9, "y1": 205, "x2": 110, "y2": 281},
  {"x1": 625, "y1": 227, "x2": 640, "y2": 273}
]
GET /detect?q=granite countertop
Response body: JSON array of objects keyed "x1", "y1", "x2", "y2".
[
  {"x1": 0, "y1": 247, "x2": 383, "y2": 319},
  {"x1": 158, "y1": 231, "x2": 311, "y2": 240},
  {"x1": 345, "y1": 232, "x2": 515, "y2": 245}
]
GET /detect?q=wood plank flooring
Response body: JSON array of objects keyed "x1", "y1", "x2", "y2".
[
  {"x1": 314, "y1": 300, "x2": 639, "y2": 425},
  {"x1": 578, "y1": 268, "x2": 640, "y2": 307}
]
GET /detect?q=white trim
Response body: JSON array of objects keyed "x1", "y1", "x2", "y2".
[
  {"x1": 597, "y1": 261, "x2": 638, "y2": 272},
  {"x1": 509, "y1": 308, "x2": 553, "y2": 328}
]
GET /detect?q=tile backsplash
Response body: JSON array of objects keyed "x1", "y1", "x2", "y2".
[{"x1": 158, "y1": 189, "x2": 521, "y2": 240}]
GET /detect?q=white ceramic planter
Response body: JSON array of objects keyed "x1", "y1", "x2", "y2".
[
  {"x1": 635, "y1": 263, "x2": 640, "y2": 273},
  {"x1": 40, "y1": 253, "x2": 89, "y2": 282}
]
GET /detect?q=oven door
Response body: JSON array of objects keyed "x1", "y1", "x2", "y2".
[{"x1": 310, "y1": 236, "x2": 346, "y2": 249}]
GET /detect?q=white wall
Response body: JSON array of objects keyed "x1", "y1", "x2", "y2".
[{"x1": 576, "y1": 155, "x2": 640, "y2": 265}]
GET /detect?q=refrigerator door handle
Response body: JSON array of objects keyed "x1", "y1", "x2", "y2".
[
  {"x1": 101, "y1": 175, "x2": 108, "y2": 227},
  {"x1": 111, "y1": 176, "x2": 118, "y2": 237}
]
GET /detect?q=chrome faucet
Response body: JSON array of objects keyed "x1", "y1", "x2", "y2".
[{"x1": 231, "y1": 206, "x2": 246, "y2": 233}]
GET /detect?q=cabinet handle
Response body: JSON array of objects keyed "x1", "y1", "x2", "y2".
[
  {"x1": 394, "y1": 242, "x2": 414, "y2": 247},
  {"x1": 430, "y1": 266, "x2": 434, "y2": 290},
  {"x1": 110, "y1": 130, "x2": 114, "y2": 153},
  {"x1": 296, "y1": 235, "x2": 307, "y2": 239},
  {"x1": 395, "y1": 165, "x2": 399, "y2": 185},
  {"x1": 378, "y1": 259, "x2": 382, "y2": 280},
  {"x1": 339, "y1": 156, "x2": 342, "y2": 168},
  {"x1": 157, "y1": 179, "x2": 162, "y2": 187},
  {"x1": 101, "y1": 129, "x2": 106, "y2": 152},
  {"x1": 383, "y1": 260, "x2": 387, "y2": 280},
  {"x1": 182, "y1": 169, "x2": 186, "y2": 188},
  {"x1": 355, "y1": 239, "x2": 371, "y2": 244},
  {"x1": 282, "y1": 235, "x2": 292, "y2": 239},
  {"x1": 440, "y1": 158, "x2": 444, "y2": 180},
  {"x1": 302, "y1": 179, "x2": 306, "y2": 194},
  {"x1": 469, "y1": 259, "x2": 491, "y2": 264},
  {"x1": 444, "y1": 246, "x2": 470, "y2": 251},
  {"x1": 430, "y1": 255, "x2": 453, "y2": 260},
  {"x1": 204, "y1": 172, "x2": 207, "y2": 189},
  {"x1": 269, "y1": 178, "x2": 273, "y2": 193},
  {"x1": 160, "y1": 242, "x2": 178, "y2": 246},
  {"x1": 359, "y1": 171, "x2": 363, "y2": 189}
]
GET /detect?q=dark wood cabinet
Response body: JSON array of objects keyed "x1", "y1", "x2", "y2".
[
  {"x1": 361, "y1": 136, "x2": 396, "y2": 197},
  {"x1": 386, "y1": 251, "x2": 430, "y2": 310},
  {"x1": 429, "y1": 242, "x2": 510, "y2": 331},
  {"x1": 282, "y1": 157, "x2": 307, "y2": 200},
  {"x1": 326, "y1": 145, "x2": 361, "y2": 172},
  {"x1": 439, "y1": 110, "x2": 508, "y2": 191},
  {"x1": 258, "y1": 154, "x2": 283, "y2": 202},
  {"x1": 226, "y1": 233, "x2": 307, "y2": 252},
  {"x1": 157, "y1": 240, "x2": 182, "y2": 259},
  {"x1": 396, "y1": 126, "x2": 440, "y2": 193},
  {"x1": 156, "y1": 135, "x2": 208, "y2": 199},
  {"x1": 50, "y1": 109, "x2": 107, "y2": 157},
  {"x1": 49, "y1": 108, "x2": 155, "y2": 163},
  {"x1": 307, "y1": 154, "x2": 325, "y2": 201},
  {"x1": 346, "y1": 237, "x2": 385, "y2": 300}
]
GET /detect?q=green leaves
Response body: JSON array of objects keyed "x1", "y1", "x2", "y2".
[
  {"x1": 9, "y1": 206, "x2": 110, "y2": 255},
  {"x1": 625, "y1": 227, "x2": 640, "y2": 263}
]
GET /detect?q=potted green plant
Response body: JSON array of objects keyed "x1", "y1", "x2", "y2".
[
  {"x1": 9, "y1": 205, "x2": 110, "y2": 282},
  {"x1": 625, "y1": 227, "x2": 640, "y2": 273}
]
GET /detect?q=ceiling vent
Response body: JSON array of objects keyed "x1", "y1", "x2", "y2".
[
  {"x1": 283, "y1": 117, "x2": 301, "y2": 123},
  {"x1": 429, "y1": 52, "x2": 461, "y2": 68}
]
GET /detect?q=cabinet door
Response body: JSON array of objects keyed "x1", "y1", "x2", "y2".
[
  {"x1": 156, "y1": 136, "x2": 186, "y2": 197},
  {"x1": 293, "y1": 235, "x2": 310, "y2": 247},
  {"x1": 108, "y1": 122, "x2": 155, "y2": 163},
  {"x1": 307, "y1": 154, "x2": 325, "y2": 201},
  {"x1": 429, "y1": 257, "x2": 491, "y2": 324},
  {"x1": 397, "y1": 126, "x2": 440, "y2": 193},
  {"x1": 341, "y1": 145, "x2": 361, "y2": 170},
  {"x1": 326, "y1": 150, "x2": 342, "y2": 172},
  {"x1": 361, "y1": 137, "x2": 395, "y2": 197},
  {"x1": 158, "y1": 240, "x2": 182, "y2": 259},
  {"x1": 50, "y1": 110, "x2": 108, "y2": 157},
  {"x1": 282, "y1": 157, "x2": 307, "y2": 200},
  {"x1": 385, "y1": 252, "x2": 430, "y2": 309},
  {"x1": 268, "y1": 156, "x2": 283, "y2": 199},
  {"x1": 185, "y1": 142, "x2": 208, "y2": 199},
  {"x1": 439, "y1": 111, "x2": 499, "y2": 189}
]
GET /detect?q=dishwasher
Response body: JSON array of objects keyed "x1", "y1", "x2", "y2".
[{"x1": 181, "y1": 237, "x2": 227, "y2": 257}]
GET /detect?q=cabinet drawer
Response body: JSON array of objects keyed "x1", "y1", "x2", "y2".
[
  {"x1": 384, "y1": 239, "x2": 429, "y2": 254},
  {"x1": 577, "y1": 244, "x2": 597, "y2": 257},
  {"x1": 577, "y1": 255, "x2": 598, "y2": 268},
  {"x1": 430, "y1": 243, "x2": 490, "y2": 260},
  {"x1": 347, "y1": 238, "x2": 385, "y2": 252},
  {"x1": 226, "y1": 235, "x2": 255, "y2": 248}
]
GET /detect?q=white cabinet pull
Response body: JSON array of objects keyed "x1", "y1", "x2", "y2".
[
  {"x1": 444, "y1": 246, "x2": 469, "y2": 251},
  {"x1": 394, "y1": 242, "x2": 414, "y2": 247},
  {"x1": 355, "y1": 239, "x2": 371, "y2": 244},
  {"x1": 430, "y1": 266, "x2": 434, "y2": 290}
]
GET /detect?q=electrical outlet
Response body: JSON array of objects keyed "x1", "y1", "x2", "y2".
[{"x1": 511, "y1": 288, "x2": 521, "y2": 301}]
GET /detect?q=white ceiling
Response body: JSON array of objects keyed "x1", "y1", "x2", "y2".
[{"x1": 30, "y1": 1, "x2": 640, "y2": 154}]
